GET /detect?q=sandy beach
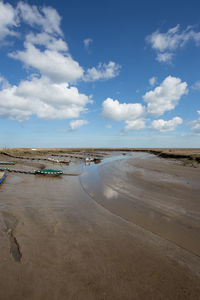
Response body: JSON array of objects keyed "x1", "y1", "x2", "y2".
[{"x1": 0, "y1": 149, "x2": 200, "y2": 299}]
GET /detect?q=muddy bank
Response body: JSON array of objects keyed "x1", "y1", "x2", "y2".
[
  {"x1": 1, "y1": 147, "x2": 200, "y2": 166},
  {"x1": 142, "y1": 149, "x2": 200, "y2": 165},
  {"x1": 0, "y1": 152, "x2": 200, "y2": 299},
  {"x1": 0, "y1": 149, "x2": 107, "y2": 166}
]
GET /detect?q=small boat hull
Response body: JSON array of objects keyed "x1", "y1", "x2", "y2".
[
  {"x1": 0, "y1": 171, "x2": 7, "y2": 184},
  {"x1": 35, "y1": 169, "x2": 63, "y2": 175}
]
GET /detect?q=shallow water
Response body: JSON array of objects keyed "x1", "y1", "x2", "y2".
[{"x1": 80, "y1": 152, "x2": 200, "y2": 257}]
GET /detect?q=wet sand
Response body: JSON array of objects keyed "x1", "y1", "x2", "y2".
[{"x1": 0, "y1": 152, "x2": 200, "y2": 299}]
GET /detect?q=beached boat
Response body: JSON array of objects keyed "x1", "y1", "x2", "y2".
[
  {"x1": 59, "y1": 160, "x2": 70, "y2": 164},
  {"x1": 47, "y1": 157, "x2": 60, "y2": 163},
  {"x1": 94, "y1": 158, "x2": 101, "y2": 163},
  {"x1": 85, "y1": 157, "x2": 102, "y2": 165},
  {"x1": 34, "y1": 169, "x2": 63, "y2": 175},
  {"x1": 85, "y1": 157, "x2": 94, "y2": 162},
  {"x1": 47, "y1": 157, "x2": 70, "y2": 164},
  {"x1": 0, "y1": 171, "x2": 7, "y2": 184}
]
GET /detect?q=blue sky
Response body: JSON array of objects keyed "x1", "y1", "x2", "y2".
[{"x1": 0, "y1": 0, "x2": 200, "y2": 148}]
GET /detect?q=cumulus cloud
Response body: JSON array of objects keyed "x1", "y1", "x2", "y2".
[
  {"x1": 101, "y1": 75, "x2": 187, "y2": 132},
  {"x1": 0, "y1": 1, "x2": 62, "y2": 41},
  {"x1": 83, "y1": 38, "x2": 92, "y2": 50},
  {"x1": 0, "y1": 2, "x2": 121, "y2": 123},
  {"x1": 3, "y1": 2, "x2": 84, "y2": 84},
  {"x1": 124, "y1": 119, "x2": 146, "y2": 131},
  {"x1": 1, "y1": 2, "x2": 120, "y2": 85},
  {"x1": 69, "y1": 119, "x2": 88, "y2": 131},
  {"x1": 16, "y1": 1, "x2": 62, "y2": 36},
  {"x1": 190, "y1": 111, "x2": 200, "y2": 134},
  {"x1": 0, "y1": 76, "x2": 10, "y2": 89},
  {"x1": 150, "y1": 117, "x2": 183, "y2": 132},
  {"x1": 102, "y1": 98, "x2": 146, "y2": 121},
  {"x1": 10, "y1": 43, "x2": 120, "y2": 84},
  {"x1": 147, "y1": 25, "x2": 200, "y2": 62},
  {"x1": 0, "y1": 1, "x2": 18, "y2": 42},
  {"x1": 102, "y1": 98, "x2": 146, "y2": 132},
  {"x1": 26, "y1": 32, "x2": 68, "y2": 51},
  {"x1": 84, "y1": 61, "x2": 120, "y2": 82},
  {"x1": 143, "y1": 76, "x2": 188, "y2": 116},
  {"x1": 149, "y1": 76, "x2": 157, "y2": 86},
  {"x1": 0, "y1": 76, "x2": 92, "y2": 122},
  {"x1": 9, "y1": 42, "x2": 84, "y2": 83}
]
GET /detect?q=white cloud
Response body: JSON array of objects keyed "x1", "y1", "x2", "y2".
[
  {"x1": 101, "y1": 76, "x2": 188, "y2": 133},
  {"x1": 0, "y1": 1, "x2": 18, "y2": 41},
  {"x1": 0, "y1": 76, "x2": 10, "y2": 89},
  {"x1": 69, "y1": 119, "x2": 88, "y2": 131},
  {"x1": 83, "y1": 38, "x2": 92, "y2": 50},
  {"x1": 0, "y1": 1, "x2": 63, "y2": 42},
  {"x1": 192, "y1": 80, "x2": 200, "y2": 90},
  {"x1": 0, "y1": 2, "x2": 121, "y2": 125},
  {"x1": 190, "y1": 111, "x2": 200, "y2": 134},
  {"x1": 102, "y1": 98, "x2": 146, "y2": 132},
  {"x1": 6, "y1": 4, "x2": 120, "y2": 85},
  {"x1": 9, "y1": 40, "x2": 120, "y2": 84},
  {"x1": 156, "y1": 52, "x2": 173, "y2": 63},
  {"x1": 103, "y1": 186, "x2": 118, "y2": 199},
  {"x1": 9, "y1": 42, "x2": 84, "y2": 83},
  {"x1": 5, "y1": 2, "x2": 84, "y2": 84},
  {"x1": 84, "y1": 61, "x2": 120, "y2": 82},
  {"x1": 124, "y1": 119, "x2": 146, "y2": 131},
  {"x1": 150, "y1": 117, "x2": 183, "y2": 132},
  {"x1": 147, "y1": 25, "x2": 200, "y2": 62},
  {"x1": 149, "y1": 76, "x2": 157, "y2": 86},
  {"x1": 2, "y1": 2, "x2": 120, "y2": 86},
  {"x1": 17, "y1": 1, "x2": 62, "y2": 36},
  {"x1": 26, "y1": 32, "x2": 68, "y2": 51},
  {"x1": 0, "y1": 76, "x2": 92, "y2": 122},
  {"x1": 147, "y1": 25, "x2": 181, "y2": 52},
  {"x1": 143, "y1": 76, "x2": 188, "y2": 116},
  {"x1": 102, "y1": 98, "x2": 146, "y2": 121}
]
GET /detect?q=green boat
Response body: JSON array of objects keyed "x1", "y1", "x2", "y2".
[
  {"x1": 35, "y1": 169, "x2": 63, "y2": 175},
  {"x1": 94, "y1": 158, "x2": 101, "y2": 164}
]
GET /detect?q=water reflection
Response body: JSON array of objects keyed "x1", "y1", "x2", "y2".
[
  {"x1": 103, "y1": 185, "x2": 119, "y2": 199},
  {"x1": 81, "y1": 152, "x2": 200, "y2": 256}
]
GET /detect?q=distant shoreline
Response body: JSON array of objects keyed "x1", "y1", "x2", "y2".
[{"x1": 1, "y1": 147, "x2": 200, "y2": 166}]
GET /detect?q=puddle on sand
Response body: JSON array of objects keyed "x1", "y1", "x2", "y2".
[{"x1": 80, "y1": 152, "x2": 200, "y2": 257}]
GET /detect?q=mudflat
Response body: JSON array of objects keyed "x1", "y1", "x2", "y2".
[{"x1": 0, "y1": 150, "x2": 200, "y2": 299}]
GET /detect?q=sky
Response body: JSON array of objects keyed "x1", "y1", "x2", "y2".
[{"x1": 0, "y1": 0, "x2": 200, "y2": 148}]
